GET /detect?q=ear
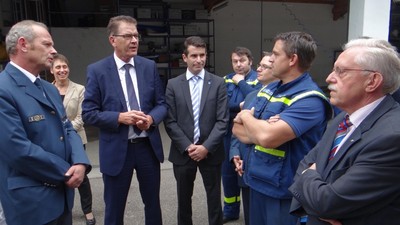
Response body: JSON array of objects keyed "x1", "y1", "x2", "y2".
[
  {"x1": 18, "y1": 37, "x2": 28, "y2": 52},
  {"x1": 109, "y1": 36, "x2": 115, "y2": 46},
  {"x1": 182, "y1": 53, "x2": 187, "y2": 62},
  {"x1": 289, "y1": 54, "x2": 298, "y2": 67},
  {"x1": 365, "y1": 72, "x2": 383, "y2": 93}
]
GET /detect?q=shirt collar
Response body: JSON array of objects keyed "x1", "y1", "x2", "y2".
[
  {"x1": 113, "y1": 52, "x2": 135, "y2": 70},
  {"x1": 348, "y1": 96, "x2": 385, "y2": 128},
  {"x1": 186, "y1": 68, "x2": 205, "y2": 81},
  {"x1": 10, "y1": 61, "x2": 40, "y2": 83}
]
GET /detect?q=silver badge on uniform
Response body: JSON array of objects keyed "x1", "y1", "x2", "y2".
[{"x1": 28, "y1": 114, "x2": 45, "y2": 122}]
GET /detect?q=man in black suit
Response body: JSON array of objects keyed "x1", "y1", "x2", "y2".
[
  {"x1": 289, "y1": 38, "x2": 400, "y2": 225},
  {"x1": 164, "y1": 36, "x2": 229, "y2": 225}
]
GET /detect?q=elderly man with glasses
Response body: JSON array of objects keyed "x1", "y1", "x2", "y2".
[{"x1": 289, "y1": 38, "x2": 400, "y2": 225}]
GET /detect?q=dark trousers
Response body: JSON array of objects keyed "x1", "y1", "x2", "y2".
[
  {"x1": 79, "y1": 144, "x2": 93, "y2": 215},
  {"x1": 173, "y1": 160, "x2": 223, "y2": 225},
  {"x1": 103, "y1": 139, "x2": 162, "y2": 225},
  {"x1": 44, "y1": 208, "x2": 72, "y2": 225},
  {"x1": 241, "y1": 186, "x2": 250, "y2": 225},
  {"x1": 78, "y1": 174, "x2": 93, "y2": 214}
]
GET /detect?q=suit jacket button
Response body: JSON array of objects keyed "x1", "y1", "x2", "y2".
[
  {"x1": 51, "y1": 111, "x2": 56, "y2": 114},
  {"x1": 59, "y1": 136, "x2": 64, "y2": 141}
]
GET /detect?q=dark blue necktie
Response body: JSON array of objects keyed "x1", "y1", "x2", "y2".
[
  {"x1": 124, "y1": 64, "x2": 141, "y2": 135},
  {"x1": 34, "y1": 78, "x2": 46, "y2": 97}
]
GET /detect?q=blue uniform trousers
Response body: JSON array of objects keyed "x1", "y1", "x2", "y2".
[
  {"x1": 222, "y1": 124, "x2": 241, "y2": 219},
  {"x1": 249, "y1": 189, "x2": 298, "y2": 225}
]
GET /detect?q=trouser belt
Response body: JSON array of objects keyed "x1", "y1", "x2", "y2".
[{"x1": 128, "y1": 137, "x2": 149, "y2": 144}]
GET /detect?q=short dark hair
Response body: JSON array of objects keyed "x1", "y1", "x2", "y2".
[
  {"x1": 274, "y1": 31, "x2": 317, "y2": 71},
  {"x1": 232, "y1": 47, "x2": 253, "y2": 62},
  {"x1": 52, "y1": 53, "x2": 69, "y2": 66},
  {"x1": 183, "y1": 36, "x2": 207, "y2": 56},
  {"x1": 107, "y1": 15, "x2": 137, "y2": 36}
]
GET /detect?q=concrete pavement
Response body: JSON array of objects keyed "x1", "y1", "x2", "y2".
[{"x1": 72, "y1": 124, "x2": 245, "y2": 225}]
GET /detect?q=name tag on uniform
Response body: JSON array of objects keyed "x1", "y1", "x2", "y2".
[{"x1": 28, "y1": 114, "x2": 45, "y2": 122}]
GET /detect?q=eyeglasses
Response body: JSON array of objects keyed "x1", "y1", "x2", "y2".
[
  {"x1": 113, "y1": 33, "x2": 141, "y2": 41},
  {"x1": 257, "y1": 64, "x2": 272, "y2": 70},
  {"x1": 331, "y1": 67, "x2": 376, "y2": 78}
]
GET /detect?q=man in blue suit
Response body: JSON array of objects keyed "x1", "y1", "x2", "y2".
[
  {"x1": 0, "y1": 20, "x2": 91, "y2": 225},
  {"x1": 82, "y1": 15, "x2": 167, "y2": 225}
]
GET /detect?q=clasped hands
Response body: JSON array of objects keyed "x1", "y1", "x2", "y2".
[
  {"x1": 187, "y1": 144, "x2": 208, "y2": 162},
  {"x1": 119, "y1": 110, "x2": 153, "y2": 130},
  {"x1": 64, "y1": 164, "x2": 86, "y2": 189}
]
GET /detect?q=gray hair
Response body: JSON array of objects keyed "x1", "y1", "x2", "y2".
[
  {"x1": 344, "y1": 38, "x2": 400, "y2": 94},
  {"x1": 6, "y1": 20, "x2": 48, "y2": 55}
]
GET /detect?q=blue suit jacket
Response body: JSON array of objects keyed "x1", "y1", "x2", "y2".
[
  {"x1": 82, "y1": 55, "x2": 167, "y2": 176},
  {"x1": 0, "y1": 63, "x2": 90, "y2": 225}
]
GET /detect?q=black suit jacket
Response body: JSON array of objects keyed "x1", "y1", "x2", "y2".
[
  {"x1": 165, "y1": 71, "x2": 229, "y2": 165},
  {"x1": 289, "y1": 95, "x2": 400, "y2": 225}
]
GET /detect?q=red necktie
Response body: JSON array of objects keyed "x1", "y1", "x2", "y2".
[{"x1": 329, "y1": 115, "x2": 352, "y2": 160}]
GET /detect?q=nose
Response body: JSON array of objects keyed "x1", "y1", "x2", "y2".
[
  {"x1": 233, "y1": 60, "x2": 241, "y2": 67},
  {"x1": 269, "y1": 55, "x2": 275, "y2": 63},
  {"x1": 326, "y1": 71, "x2": 335, "y2": 83},
  {"x1": 51, "y1": 47, "x2": 57, "y2": 55}
]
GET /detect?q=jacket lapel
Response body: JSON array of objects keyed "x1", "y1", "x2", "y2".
[
  {"x1": 63, "y1": 81, "x2": 75, "y2": 108},
  {"x1": 322, "y1": 128, "x2": 360, "y2": 178},
  {"x1": 200, "y1": 72, "x2": 211, "y2": 115},
  {"x1": 322, "y1": 96, "x2": 395, "y2": 176},
  {"x1": 108, "y1": 57, "x2": 128, "y2": 111},
  {"x1": 133, "y1": 57, "x2": 143, "y2": 108},
  {"x1": 6, "y1": 64, "x2": 54, "y2": 109},
  {"x1": 180, "y1": 75, "x2": 194, "y2": 118}
]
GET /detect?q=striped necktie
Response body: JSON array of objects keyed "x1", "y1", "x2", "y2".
[
  {"x1": 191, "y1": 75, "x2": 201, "y2": 144},
  {"x1": 329, "y1": 115, "x2": 352, "y2": 160}
]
